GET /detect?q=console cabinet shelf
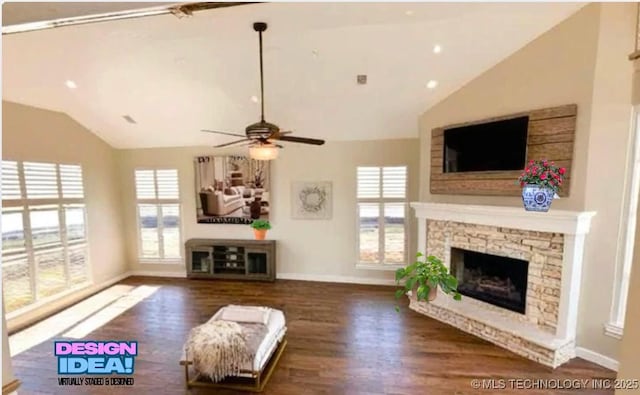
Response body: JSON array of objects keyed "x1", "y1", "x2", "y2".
[{"x1": 185, "y1": 239, "x2": 275, "y2": 281}]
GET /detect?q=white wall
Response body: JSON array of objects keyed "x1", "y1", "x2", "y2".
[
  {"x1": 418, "y1": 4, "x2": 635, "y2": 361},
  {"x1": 2, "y1": 101, "x2": 128, "y2": 331},
  {"x1": 116, "y1": 139, "x2": 419, "y2": 283}
]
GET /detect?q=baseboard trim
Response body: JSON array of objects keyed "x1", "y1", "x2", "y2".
[
  {"x1": 127, "y1": 270, "x2": 393, "y2": 285},
  {"x1": 128, "y1": 270, "x2": 187, "y2": 278},
  {"x1": 575, "y1": 347, "x2": 619, "y2": 371},
  {"x1": 276, "y1": 272, "x2": 395, "y2": 286},
  {"x1": 2, "y1": 379, "x2": 20, "y2": 395}
]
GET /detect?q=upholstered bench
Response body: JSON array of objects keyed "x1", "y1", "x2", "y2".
[{"x1": 179, "y1": 305, "x2": 287, "y2": 392}]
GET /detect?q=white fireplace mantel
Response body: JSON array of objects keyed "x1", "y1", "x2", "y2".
[
  {"x1": 409, "y1": 202, "x2": 597, "y2": 367},
  {"x1": 411, "y1": 202, "x2": 596, "y2": 235}
]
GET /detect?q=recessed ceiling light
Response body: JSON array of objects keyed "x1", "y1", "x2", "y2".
[
  {"x1": 405, "y1": 10, "x2": 414, "y2": 16},
  {"x1": 65, "y1": 80, "x2": 77, "y2": 89},
  {"x1": 251, "y1": 95, "x2": 259, "y2": 103},
  {"x1": 426, "y1": 80, "x2": 438, "y2": 89},
  {"x1": 433, "y1": 45, "x2": 442, "y2": 54}
]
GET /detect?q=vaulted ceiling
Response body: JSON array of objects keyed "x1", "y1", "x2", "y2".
[{"x1": 2, "y1": 3, "x2": 584, "y2": 148}]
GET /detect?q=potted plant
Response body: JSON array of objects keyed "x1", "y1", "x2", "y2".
[
  {"x1": 517, "y1": 159, "x2": 567, "y2": 212},
  {"x1": 394, "y1": 252, "x2": 461, "y2": 312},
  {"x1": 250, "y1": 219, "x2": 271, "y2": 240}
]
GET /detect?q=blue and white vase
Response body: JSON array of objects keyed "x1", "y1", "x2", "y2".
[{"x1": 521, "y1": 184, "x2": 555, "y2": 212}]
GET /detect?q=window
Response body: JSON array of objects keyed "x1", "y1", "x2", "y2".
[
  {"x1": 135, "y1": 169, "x2": 181, "y2": 261},
  {"x1": 1, "y1": 161, "x2": 89, "y2": 314},
  {"x1": 607, "y1": 106, "x2": 640, "y2": 338},
  {"x1": 357, "y1": 166, "x2": 408, "y2": 267}
]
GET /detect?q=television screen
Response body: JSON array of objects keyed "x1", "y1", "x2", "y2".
[{"x1": 443, "y1": 116, "x2": 529, "y2": 173}]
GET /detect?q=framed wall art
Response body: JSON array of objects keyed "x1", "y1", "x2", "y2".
[
  {"x1": 195, "y1": 155, "x2": 270, "y2": 224},
  {"x1": 291, "y1": 181, "x2": 332, "y2": 220}
]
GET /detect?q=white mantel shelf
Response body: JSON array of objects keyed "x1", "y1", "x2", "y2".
[
  {"x1": 410, "y1": 202, "x2": 596, "y2": 235},
  {"x1": 410, "y1": 201, "x2": 598, "y2": 367}
]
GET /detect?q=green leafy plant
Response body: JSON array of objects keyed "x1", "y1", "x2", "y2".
[
  {"x1": 250, "y1": 219, "x2": 271, "y2": 230},
  {"x1": 394, "y1": 252, "x2": 461, "y2": 312}
]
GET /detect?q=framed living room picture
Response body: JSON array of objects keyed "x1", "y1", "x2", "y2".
[{"x1": 194, "y1": 155, "x2": 270, "y2": 224}]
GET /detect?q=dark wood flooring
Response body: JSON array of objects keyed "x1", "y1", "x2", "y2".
[{"x1": 11, "y1": 277, "x2": 615, "y2": 395}]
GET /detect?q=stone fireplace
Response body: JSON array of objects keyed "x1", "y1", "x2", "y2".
[{"x1": 410, "y1": 202, "x2": 595, "y2": 368}]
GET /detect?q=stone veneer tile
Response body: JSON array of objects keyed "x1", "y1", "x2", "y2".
[
  {"x1": 410, "y1": 299, "x2": 574, "y2": 368},
  {"x1": 426, "y1": 220, "x2": 564, "y2": 334}
]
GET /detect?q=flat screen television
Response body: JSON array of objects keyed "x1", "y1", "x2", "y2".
[{"x1": 443, "y1": 116, "x2": 529, "y2": 173}]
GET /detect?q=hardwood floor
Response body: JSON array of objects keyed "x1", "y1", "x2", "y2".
[{"x1": 11, "y1": 276, "x2": 615, "y2": 395}]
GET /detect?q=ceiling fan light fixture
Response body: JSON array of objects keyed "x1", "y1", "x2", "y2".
[
  {"x1": 249, "y1": 143, "x2": 279, "y2": 160},
  {"x1": 201, "y1": 20, "x2": 325, "y2": 152}
]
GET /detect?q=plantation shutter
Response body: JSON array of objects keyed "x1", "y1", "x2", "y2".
[
  {"x1": 156, "y1": 169, "x2": 179, "y2": 199},
  {"x1": 135, "y1": 170, "x2": 179, "y2": 200},
  {"x1": 382, "y1": 167, "x2": 407, "y2": 199},
  {"x1": 24, "y1": 162, "x2": 58, "y2": 199},
  {"x1": 357, "y1": 167, "x2": 380, "y2": 199},
  {"x1": 135, "y1": 170, "x2": 157, "y2": 199},
  {"x1": 2, "y1": 161, "x2": 22, "y2": 200},
  {"x1": 60, "y1": 165, "x2": 85, "y2": 198},
  {"x1": 135, "y1": 168, "x2": 181, "y2": 261}
]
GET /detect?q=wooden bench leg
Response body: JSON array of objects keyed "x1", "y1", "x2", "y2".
[{"x1": 184, "y1": 362, "x2": 190, "y2": 389}]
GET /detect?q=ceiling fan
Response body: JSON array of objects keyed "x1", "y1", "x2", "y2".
[{"x1": 202, "y1": 22, "x2": 325, "y2": 160}]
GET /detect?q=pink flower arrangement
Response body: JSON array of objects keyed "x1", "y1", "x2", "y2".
[{"x1": 517, "y1": 159, "x2": 567, "y2": 193}]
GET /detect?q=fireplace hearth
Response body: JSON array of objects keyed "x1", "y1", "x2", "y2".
[
  {"x1": 410, "y1": 202, "x2": 596, "y2": 367},
  {"x1": 451, "y1": 248, "x2": 528, "y2": 314}
]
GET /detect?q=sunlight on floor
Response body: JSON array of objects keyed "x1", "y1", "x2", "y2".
[
  {"x1": 9, "y1": 284, "x2": 159, "y2": 356},
  {"x1": 63, "y1": 285, "x2": 159, "y2": 339}
]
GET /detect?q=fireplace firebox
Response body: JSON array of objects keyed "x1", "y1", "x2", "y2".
[{"x1": 450, "y1": 248, "x2": 528, "y2": 314}]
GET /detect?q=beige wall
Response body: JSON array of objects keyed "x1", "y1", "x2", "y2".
[
  {"x1": 615, "y1": 58, "x2": 640, "y2": 395},
  {"x1": 578, "y1": 2, "x2": 635, "y2": 364},
  {"x1": 616, "y1": 222, "x2": 640, "y2": 390},
  {"x1": 2, "y1": 101, "x2": 128, "y2": 330},
  {"x1": 418, "y1": 3, "x2": 635, "y2": 361},
  {"x1": 419, "y1": 4, "x2": 600, "y2": 209},
  {"x1": 116, "y1": 139, "x2": 419, "y2": 282}
]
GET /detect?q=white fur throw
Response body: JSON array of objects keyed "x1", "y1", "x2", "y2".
[{"x1": 185, "y1": 320, "x2": 252, "y2": 382}]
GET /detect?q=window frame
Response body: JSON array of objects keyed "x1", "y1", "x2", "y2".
[
  {"x1": 1, "y1": 160, "x2": 91, "y2": 318},
  {"x1": 134, "y1": 168, "x2": 183, "y2": 263},
  {"x1": 606, "y1": 105, "x2": 640, "y2": 338},
  {"x1": 355, "y1": 165, "x2": 409, "y2": 270}
]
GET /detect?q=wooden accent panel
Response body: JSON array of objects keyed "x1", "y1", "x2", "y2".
[{"x1": 430, "y1": 104, "x2": 577, "y2": 197}]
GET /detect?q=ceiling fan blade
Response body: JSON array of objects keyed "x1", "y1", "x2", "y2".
[
  {"x1": 201, "y1": 129, "x2": 246, "y2": 138},
  {"x1": 277, "y1": 135, "x2": 325, "y2": 145},
  {"x1": 267, "y1": 130, "x2": 291, "y2": 140},
  {"x1": 214, "y1": 139, "x2": 252, "y2": 148}
]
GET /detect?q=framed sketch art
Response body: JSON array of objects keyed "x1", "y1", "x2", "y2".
[{"x1": 291, "y1": 181, "x2": 332, "y2": 220}]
